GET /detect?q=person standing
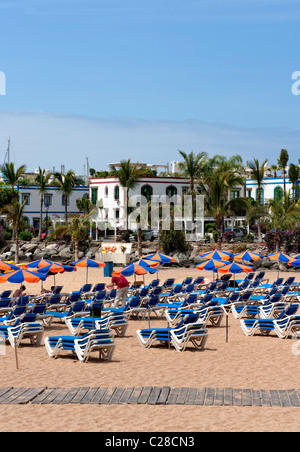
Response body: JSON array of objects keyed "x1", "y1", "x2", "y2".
[{"x1": 109, "y1": 274, "x2": 130, "y2": 308}]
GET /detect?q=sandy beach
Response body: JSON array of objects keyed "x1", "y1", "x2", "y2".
[{"x1": 0, "y1": 265, "x2": 300, "y2": 432}]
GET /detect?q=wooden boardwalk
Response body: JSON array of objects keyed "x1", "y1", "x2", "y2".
[{"x1": 0, "y1": 387, "x2": 300, "y2": 407}]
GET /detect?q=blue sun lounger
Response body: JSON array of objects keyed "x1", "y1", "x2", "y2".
[
  {"x1": 240, "y1": 304, "x2": 299, "y2": 337},
  {"x1": 44, "y1": 329, "x2": 115, "y2": 362},
  {"x1": 136, "y1": 313, "x2": 208, "y2": 352}
]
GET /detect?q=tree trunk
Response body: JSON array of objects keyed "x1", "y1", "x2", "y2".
[
  {"x1": 15, "y1": 229, "x2": 19, "y2": 264},
  {"x1": 38, "y1": 196, "x2": 43, "y2": 241},
  {"x1": 215, "y1": 212, "x2": 223, "y2": 249},
  {"x1": 64, "y1": 194, "x2": 68, "y2": 223},
  {"x1": 74, "y1": 238, "x2": 79, "y2": 262}
]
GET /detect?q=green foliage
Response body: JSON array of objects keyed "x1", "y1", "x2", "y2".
[
  {"x1": 0, "y1": 186, "x2": 14, "y2": 208},
  {"x1": 19, "y1": 230, "x2": 33, "y2": 241},
  {"x1": 158, "y1": 227, "x2": 188, "y2": 254}
]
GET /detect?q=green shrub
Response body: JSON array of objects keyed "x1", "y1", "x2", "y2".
[
  {"x1": 19, "y1": 230, "x2": 33, "y2": 241},
  {"x1": 158, "y1": 227, "x2": 188, "y2": 254},
  {"x1": 244, "y1": 233, "x2": 254, "y2": 243}
]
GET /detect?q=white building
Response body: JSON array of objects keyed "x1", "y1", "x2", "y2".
[
  {"x1": 89, "y1": 173, "x2": 207, "y2": 238},
  {"x1": 245, "y1": 176, "x2": 299, "y2": 204},
  {"x1": 16, "y1": 184, "x2": 89, "y2": 229}
]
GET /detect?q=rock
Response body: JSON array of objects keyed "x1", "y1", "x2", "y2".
[{"x1": 59, "y1": 246, "x2": 72, "y2": 259}]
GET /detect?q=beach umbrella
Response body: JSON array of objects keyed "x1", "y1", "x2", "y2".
[
  {"x1": 267, "y1": 252, "x2": 294, "y2": 263},
  {"x1": 143, "y1": 252, "x2": 176, "y2": 264},
  {"x1": 70, "y1": 258, "x2": 106, "y2": 283},
  {"x1": 0, "y1": 267, "x2": 47, "y2": 370},
  {"x1": 31, "y1": 262, "x2": 76, "y2": 287},
  {"x1": 215, "y1": 262, "x2": 255, "y2": 285},
  {"x1": 234, "y1": 251, "x2": 263, "y2": 262},
  {"x1": 288, "y1": 259, "x2": 300, "y2": 268},
  {"x1": 135, "y1": 258, "x2": 160, "y2": 269},
  {"x1": 268, "y1": 252, "x2": 295, "y2": 277},
  {"x1": 199, "y1": 250, "x2": 233, "y2": 261},
  {"x1": 0, "y1": 268, "x2": 48, "y2": 284},
  {"x1": 0, "y1": 261, "x2": 20, "y2": 272},
  {"x1": 112, "y1": 262, "x2": 158, "y2": 277},
  {"x1": 195, "y1": 258, "x2": 228, "y2": 281}
]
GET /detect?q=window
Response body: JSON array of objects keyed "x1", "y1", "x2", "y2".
[
  {"x1": 91, "y1": 187, "x2": 98, "y2": 205},
  {"x1": 104, "y1": 186, "x2": 108, "y2": 197},
  {"x1": 115, "y1": 208, "x2": 120, "y2": 220},
  {"x1": 231, "y1": 190, "x2": 240, "y2": 199},
  {"x1": 141, "y1": 185, "x2": 153, "y2": 202},
  {"x1": 274, "y1": 186, "x2": 283, "y2": 202},
  {"x1": 114, "y1": 185, "x2": 120, "y2": 201},
  {"x1": 256, "y1": 188, "x2": 264, "y2": 205},
  {"x1": 182, "y1": 187, "x2": 189, "y2": 195},
  {"x1": 166, "y1": 186, "x2": 177, "y2": 198},
  {"x1": 44, "y1": 194, "x2": 52, "y2": 207},
  {"x1": 21, "y1": 193, "x2": 30, "y2": 205}
]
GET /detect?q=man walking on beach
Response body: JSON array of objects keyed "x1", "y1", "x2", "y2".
[{"x1": 109, "y1": 274, "x2": 130, "y2": 308}]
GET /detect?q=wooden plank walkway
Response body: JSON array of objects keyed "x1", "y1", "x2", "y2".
[{"x1": 1, "y1": 387, "x2": 300, "y2": 406}]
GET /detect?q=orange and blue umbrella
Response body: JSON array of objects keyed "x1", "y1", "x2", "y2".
[
  {"x1": 215, "y1": 262, "x2": 255, "y2": 284},
  {"x1": 195, "y1": 258, "x2": 228, "y2": 281},
  {"x1": 268, "y1": 252, "x2": 295, "y2": 276},
  {"x1": 199, "y1": 250, "x2": 233, "y2": 261},
  {"x1": 267, "y1": 252, "x2": 294, "y2": 263},
  {"x1": 0, "y1": 261, "x2": 20, "y2": 272},
  {"x1": 70, "y1": 258, "x2": 106, "y2": 283},
  {"x1": 143, "y1": 252, "x2": 176, "y2": 264},
  {"x1": 112, "y1": 262, "x2": 158, "y2": 277},
  {"x1": 288, "y1": 259, "x2": 300, "y2": 268},
  {"x1": 26, "y1": 258, "x2": 75, "y2": 273},
  {"x1": 234, "y1": 251, "x2": 263, "y2": 262},
  {"x1": 0, "y1": 268, "x2": 47, "y2": 284}
]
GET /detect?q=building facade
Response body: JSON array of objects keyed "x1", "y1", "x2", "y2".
[{"x1": 16, "y1": 184, "x2": 89, "y2": 229}]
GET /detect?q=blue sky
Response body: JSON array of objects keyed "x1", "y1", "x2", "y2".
[{"x1": 0, "y1": 0, "x2": 299, "y2": 174}]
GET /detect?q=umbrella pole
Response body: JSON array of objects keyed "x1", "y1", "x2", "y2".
[
  {"x1": 86, "y1": 267, "x2": 88, "y2": 284},
  {"x1": 14, "y1": 339, "x2": 19, "y2": 370},
  {"x1": 226, "y1": 314, "x2": 229, "y2": 343}
]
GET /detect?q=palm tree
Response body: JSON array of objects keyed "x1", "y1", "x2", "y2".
[
  {"x1": 178, "y1": 150, "x2": 208, "y2": 227},
  {"x1": 200, "y1": 161, "x2": 245, "y2": 248},
  {"x1": 35, "y1": 167, "x2": 52, "y2": 241},
  {"x1": 51, "y1": 170, "x2": 85, "y2": 223},
  {"x1": 1, "y1": 162, "x2": 27, "y2": 199},
  {"x1": 288, "y1": 163, "x2": 300, "y2": 202},
  {"x1": 248, "y1": 158, "x2": 268, "y2": 242},
  {"x1": 54, "y1": 212, "x2": 94, "y2": 261},
  {"x1": 109, "y1": 159, "x2": 144, "y2": 230},
  {"x1": 277, "y1": 149, "x2": 289, "y2": 194},
  {"x1": 0, "y1": 199, "x2": 26, "y2": 264},
  {"x1": 268, "y1": 193, "x2": 300, "y2": 253}
]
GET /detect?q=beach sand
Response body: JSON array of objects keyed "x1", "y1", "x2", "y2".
[{"x1": 0, "y1": 265, "x2": 300, "y2": 432}]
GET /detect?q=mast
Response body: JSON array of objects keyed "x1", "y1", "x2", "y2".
[{"x1": 7, "y1": 138, "x2": 10, "y2": 164}]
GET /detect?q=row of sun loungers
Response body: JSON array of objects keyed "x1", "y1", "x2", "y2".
[{"x1": 0, "y1": 273, "x2": 299, "y2": 361}]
